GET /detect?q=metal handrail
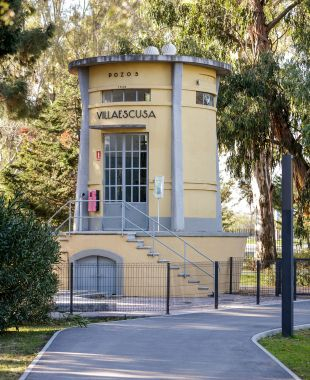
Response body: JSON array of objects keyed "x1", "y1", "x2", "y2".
[
  {"x1": 49, "y1": 199, "x2": 214, "y2": 278},
  {"x1": 123, "y1": 216, "x2": 213, "y2": 278},
  {"x1": 48, "y1": 201, "x2": 71, "y2": 225},
  {"x1": 123, "y1": 201, "x2": 214, "y2": 263},
  {"x1": 54, "y1": 217, "x2": 70, "y2": 234}
]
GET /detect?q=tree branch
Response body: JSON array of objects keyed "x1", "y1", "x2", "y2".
[{"x1": 267, "y1": 0, "x2": 302, "y2": 32}]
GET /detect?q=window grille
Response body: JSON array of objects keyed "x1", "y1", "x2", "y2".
[{"x1": 102, "y1": 89, "x2": 151, "y2": 103}]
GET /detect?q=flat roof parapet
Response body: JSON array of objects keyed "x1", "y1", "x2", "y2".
[{"x1": 69, "y1": 54, "x2": 231, "y2": 75}]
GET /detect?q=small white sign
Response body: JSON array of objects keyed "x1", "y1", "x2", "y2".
[{"x1": 154, "y1": 176, "x2": 164, "y2": 199}]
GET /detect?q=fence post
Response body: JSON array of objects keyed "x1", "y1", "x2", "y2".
[
  {"x1": 229, "y1": 257, "x2": 233, "y2": 294},
  {"x1": 70, "y1": 262, "x2": 73, "y2": 314},
  {"x1": 214, "y1": 261, "x2": 219, "y2": 309},
  {"x1": 256, "y1": 260, "x2": 261, "y2": 305},
  {"x1": 275, "y1": 259, "x2": 281, "y2": 297},
  {"x1": 294, "y1": 259, "x2": 297, "y2": 301},
  {"x1": 166, "y1": 262, "x2": 170, "y2": 315}
]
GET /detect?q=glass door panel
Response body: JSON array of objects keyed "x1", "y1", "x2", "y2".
[{"x1": 103, "y1": 134, "x2": 148, "y2": 230}]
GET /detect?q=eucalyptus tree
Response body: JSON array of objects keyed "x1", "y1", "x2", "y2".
[{"x1": 143, "y1": 0, "x2": 309, "y2": 262}]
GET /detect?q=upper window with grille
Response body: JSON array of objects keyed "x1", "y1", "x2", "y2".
[
  {"x1": 102, "y1": 89, "x2": 151, "y2": 103},
  {"x1": 196, "y1": 91, "x2": 215, "y2": 107}
]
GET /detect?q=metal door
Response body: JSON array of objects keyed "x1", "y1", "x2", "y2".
[
  {"x1": 103, "y1": 134, "x2": 148, "y2": 230},
  {"x1": 75, "y1": 256, "x2": 116, "y2": 295}
]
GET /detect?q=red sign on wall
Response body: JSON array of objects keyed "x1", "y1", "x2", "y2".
[{"x1": 96, "y1": 151, "x2": 101, "y2": 161}]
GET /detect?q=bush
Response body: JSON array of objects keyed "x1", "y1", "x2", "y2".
[{"x1": 0, "y1": 196, "x2": 60, "y2": 331}]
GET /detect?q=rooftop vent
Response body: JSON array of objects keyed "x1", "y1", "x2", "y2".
[
  {"x1": 161, "y1": 43, "x2": 177, "y2": 55},
  {"x1": 143, "y1": 46, "x2": 160, "y2": 55}
]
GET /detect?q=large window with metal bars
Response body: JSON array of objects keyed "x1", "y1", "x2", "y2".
[
  {"x1": 102, "y1": 89, "x2": 151, "y2": 103},
  {"x1": 104, "y1": 134, "x2": 148, "y2": 203}
]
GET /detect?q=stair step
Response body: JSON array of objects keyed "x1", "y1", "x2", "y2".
[
  {"x1": 158, "y1": 259, "x2": 169, "y2": 263},
  {"x1": 170, "y1": 265, "x2": 180, "y2": 270},
  {"x1": 178, "y1": 273, "x2": 190, "y2": 278},
  {"x1": 198, "y1": 286, "x2": 209, "y2": 291},
  {"x1": 137, "y1": 246, "x2": 152, "y2": 250},
  {"x1": 188, "y1": 280, "x2": 200, "y2": 284},
  {"x1": 147, "y1": 252, "x2": 160, "y2": 257},
  {"x1": 126, "y1": 239, "x2": 144, "y2": 243},
  {"x1": 126, "y1": 232, "x2": 136, "y2": 239}
]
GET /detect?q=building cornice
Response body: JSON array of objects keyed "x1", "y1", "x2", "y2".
[{"x1": 69, "y1": 54, "x2": 231, "y2": 75}]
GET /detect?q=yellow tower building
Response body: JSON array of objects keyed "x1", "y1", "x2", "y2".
[{"x1": 54, "y1": 48, "x2": 247, "y2": 297}]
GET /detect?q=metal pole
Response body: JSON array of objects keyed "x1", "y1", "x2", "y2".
[
  {"x1": 121, "y1": 201, "x2": 124, "y2": 236},
  {"x1": 79, "y1": 199, "x2": 82, "y2": 231},
  {"x1": 70, "y1": 262, "x2": 73, "y2": 314},
  {"x1": 184, "y1": 242, "x2": 187, "y2": 277},
  {"x1": 229, "y1": 257, "x2": 233, "y2": 294},
  {"x1": 166, "y1": 262, "x2": 170, "y2": 315},
  {"x1": 282, "y1": 154, "x2": 294, "y2": 337},
  {"x1": 214, "y1": 261, "x2": 219, "y2": 309},
  {"x1": 256, "y1": 260, "x2": 261, "y2": 305},
  {"x1": 157, "y1": 199, "x2": 160, "y2": 232},
  {"x1": 275, "y1": 259, "x2": 281, "y2": 297},
  {"x1": 152, "y1": 220, "x2": 155, "y2": 253},
  {"x1": 294, "y1": 259, "x2": 297, "y2": 301}
]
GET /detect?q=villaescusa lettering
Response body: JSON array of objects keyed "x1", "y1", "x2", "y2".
[{"x1": 97, "y1": 109, "x2": 156, "y2": 120}]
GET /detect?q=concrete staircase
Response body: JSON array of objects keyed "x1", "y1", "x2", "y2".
[{"x1": 125, "y1": 232, "x2": 212, "y2": 295}]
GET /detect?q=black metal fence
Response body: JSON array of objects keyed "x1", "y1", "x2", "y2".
[
  {"x1": 218, "y1": 257, "x2": 310, "y2": 304},
  {"x1": 55, "y1": 263, "x2": 167, "y2": 314},
  {"x1": 243, "y1": 229, "x2": 308, "y2": 258},
  {"x1": 53, "y1": 258, "x2": 310, "y2": 314}
]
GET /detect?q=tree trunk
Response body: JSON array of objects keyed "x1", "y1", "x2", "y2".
[
  {"x1": 270, "y1": 110, "x2": 309, "y2": 195},
  {"x1": 252, "y1": 149, "x2": 277, "y2": 264}
]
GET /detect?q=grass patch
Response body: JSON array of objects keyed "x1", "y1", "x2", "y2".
[
  {"x1": 0, "y1": 316, "x2": 127, "y2": 380},
  {"x1": 260, "y1": 329, "x2": 310, "y2": 380}
]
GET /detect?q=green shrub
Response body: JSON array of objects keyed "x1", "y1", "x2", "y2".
[
  {"x1": 0, "y1": 196, "x2": 60, "y2": 331},
  {"x1": 295, "y1": 249, "x2": 310, "y2": 287}
]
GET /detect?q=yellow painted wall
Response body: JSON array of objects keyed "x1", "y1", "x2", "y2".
[
  {"x1": 86, "y1": 61, "x2": 219, "y2": 220},
  {"x1": 59, "y1": 233, "x2": 246, "y2": 297}
]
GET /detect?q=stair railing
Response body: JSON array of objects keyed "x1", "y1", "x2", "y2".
[
  {"x1": 123, "y1": 201, "x2": 214, "y2": 264},
  {"x1": 123, "y1": 214, "x2": 213, "y2": 279},
  {"x1": 49, "y1": 199, "x2": 215, "y2": 279}
]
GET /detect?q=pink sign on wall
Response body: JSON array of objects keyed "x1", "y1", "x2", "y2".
[{"x1": 88, "y1": 190, "x2": 98, "y2": 212}]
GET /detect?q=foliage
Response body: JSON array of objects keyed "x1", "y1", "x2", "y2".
[
  {"x1": 0, "y1": 0, "x2": 143, "y2": 220},
  {"x1": 0, "y1": 0, "x2": 54, "y2": 118},
  {"x1": 0, "y1": 195, "x2": 60, "y2": 331},
  {"x1": 0, "y1": 1, "x2": 14, "y2": 25},
  {"x1": 143, "y1": 0, "x2": 310, "y2": 262},
  {"x1": 1, "y1": 77, "x2": 80, "y2": 221},
  {"x1": 221, "y1": 177, "x2": 235, "y2": 229}
]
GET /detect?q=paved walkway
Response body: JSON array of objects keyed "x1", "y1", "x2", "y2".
[{"x1": 26, "y1": 301, "x2": 310, "y2": 380}]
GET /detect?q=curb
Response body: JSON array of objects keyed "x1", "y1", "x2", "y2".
[
  {"x1": 251, "y1": 323, "x2": 310, "y2": 380},
  {"x1": 19, "y1": 329, "x2": 68, "y2": 380}
]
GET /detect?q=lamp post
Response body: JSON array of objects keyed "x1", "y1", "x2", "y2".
[{"x1": 281, "y1": 154, "x2": 294, "y2": 337}]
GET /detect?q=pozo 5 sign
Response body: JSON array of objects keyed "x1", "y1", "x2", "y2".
[{"x1": 97, "y1": 109, "x2": 156, "y2": 120}]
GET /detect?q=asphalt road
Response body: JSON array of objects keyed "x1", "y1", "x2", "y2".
[{"x1": 25, "y1": 301, "x2": 310, "y2": 380}]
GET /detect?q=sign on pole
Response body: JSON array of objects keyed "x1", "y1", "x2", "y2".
[
  {"x1": 154, "y1": 176, "x2": 164, "y2": 231},
  {"x1": 154, "y1": 176, "x2": 164, "y2": 199}
]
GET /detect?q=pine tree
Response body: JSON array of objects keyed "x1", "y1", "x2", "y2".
[{"x1": 2, "y1": 77, "x2": 80, "y2": 222}]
